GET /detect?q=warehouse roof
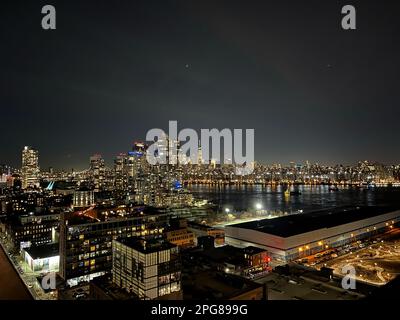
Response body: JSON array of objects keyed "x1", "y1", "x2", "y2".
[{"x1": 230, "y1": 206, "x2": 399, "y2": 238}]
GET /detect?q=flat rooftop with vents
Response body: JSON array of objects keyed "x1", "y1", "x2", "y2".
[{"x1": 225, "y1": 206, "x2": 400, "y2": 262}]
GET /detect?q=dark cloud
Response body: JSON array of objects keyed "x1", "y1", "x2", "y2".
[{"x1": 1, "y1": 0, "x2": 400, "y2": 169}]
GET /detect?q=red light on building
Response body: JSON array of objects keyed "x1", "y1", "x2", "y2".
[{"x1": 263, "y1": 256, "x2": 271, "y2": 263}]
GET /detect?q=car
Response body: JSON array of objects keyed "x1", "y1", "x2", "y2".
[{"x1": 75, "y1": 293, "x2": 87, "y2": 300}]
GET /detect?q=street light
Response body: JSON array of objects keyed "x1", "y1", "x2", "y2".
[
  {"x1": 225, "y1": 207, "x2": 230, "y2": 213},
  {"x1": 255, "y1": 203, "x2": 262, "y2": 210}
]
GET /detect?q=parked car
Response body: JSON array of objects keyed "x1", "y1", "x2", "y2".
[{"x1": 75, "y1": 293, "x2": 87, "y2": 300}]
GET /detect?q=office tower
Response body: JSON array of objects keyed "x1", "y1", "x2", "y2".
[
  {"x1": 21, "y1": 146, "x2": 40, "y2": 189},
  {"x1": 114, "y1": 153, "x2": 126, "y2": 190},
  {"x1": 125, "y1": 152, "x2": 146, "y2": 193},
  {"x1": 112, "y1": 237, "x2": 181, "y2": 299},
  {"x1": 90, "y1": 154, "x2": 105, "y2": 192},
  {"x1": 133, "y1": 141, "x2": 146, "y2": 154},
  {"x1": 197, "y1": 142, "x2": 203, "y2": 165}
]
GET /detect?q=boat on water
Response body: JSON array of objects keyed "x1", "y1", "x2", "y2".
[{"x1": 284, "y1": 188, "x2": 301, "y2": 196}]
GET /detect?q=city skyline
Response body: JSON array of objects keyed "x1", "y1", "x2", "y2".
[
  {"x1": 2, "y1": 144, "x2": 400, "y2": 172},
  {"x1": 1, "y1": 0, "x2": 400, "y2": 169},
  {"x1": 2, "y1": 0, "x2": 400, "y2": 306}
]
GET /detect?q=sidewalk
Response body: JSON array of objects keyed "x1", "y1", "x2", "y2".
[{"x1": 0, "y1": 234, "x2": 57, "y2": 300}]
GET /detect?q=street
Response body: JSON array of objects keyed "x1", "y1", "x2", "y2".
[
  {"x1": 0, "y1": 234, "x2": 58, "y2": 300},
  {"x1": 0, "y1": 243, "x2": 32, "y2": 300}
]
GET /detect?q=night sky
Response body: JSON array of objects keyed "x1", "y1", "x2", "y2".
[{"x1": 1, "y1": 0, "x2": 400, "y2": 170}]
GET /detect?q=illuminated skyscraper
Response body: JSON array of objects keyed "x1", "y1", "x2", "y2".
[
  {"x1": 133, "y1": 141, "x2": 146, "y2": 154},
  {"x1": 90, "y1": 154, "x2": 105, "y2": 192},
  {"x1": 114, "y1": 153, "x2": 128, "y2": 190},
  {"x1": 197, "y1": 141, "x2": 203, "y2": 165},
  {"x1": 21, "y1": 146, "x2": 40, "y2": 189}
]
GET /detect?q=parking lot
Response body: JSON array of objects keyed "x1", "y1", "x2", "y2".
[
  {"x1": 318, "y1": 229, "x2": 400, "y2": 285},
  {"x1": 301, "y1": 228, "x2": 400, "y2": 286}
]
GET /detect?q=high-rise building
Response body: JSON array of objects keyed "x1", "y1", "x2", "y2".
[
  {"x1": 90, "y1": 154, "x2": 105, "y2": 192},
  {"x1": 21, "y1": 146, "x2": 40, "y2": 189},
  {"x1": 133, "y1": 141, "x2": 147, "y2": 154},
  {"x1": 112, "y1": 237, "x2": 182, "y2": 300},
  {"x1": 114, "y1": 153, "x2": 127, "y2": 190},
  {"x1": 197, "y1": 142, "x2": 203, "y2": 165}
]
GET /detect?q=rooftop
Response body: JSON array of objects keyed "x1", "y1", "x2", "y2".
[
  {"x1": 90, "y1": 276, "x2": 139, "y2": 300},
  {"x1": 230, "y1": 206, "x2": 400, "y2": 238},
  {"x1": 188, "y1": 221, "x2": 221, "y2": 231},
  {"x1": 198, "y1": 245, "x2": 266, "y2": 266},
  {"x1": 64, "y1": 205, "x2": 165, "y2": 225},
  {"x1": 24, "y1": 243, "x2": 59, "y2": 260},
  {"x1": 259, "y1": 270, "x2": 366, "y2": 300},
  {"x1": 182, "y1": 270, "x2": 264, "y2": 300},
  {"x1": 115, "y1": 237, "x2": 176, "y2": 254}
]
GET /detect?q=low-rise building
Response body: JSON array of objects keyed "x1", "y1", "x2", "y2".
[
  {"x1": 164, "y1": 219, "x2": 195, "y2": 249},
  {"x1": 89, "y1": 275, "x2": 139, "y2": 300},
  {"x1": 188, "y1": 222, "x2": 225, "y2": 246},
  {"x1": 226, "y1": 206, "x2": 400, "y2": 263},
  {"x1": 183, "y1": 244, "x2": 270, "y2": 278},
  {"x1": 6, "y1": 211, "x2": 60, "y2": 250},
  {"x1": 23, "y1": 242, "x2": 59, "y2": 273},
  {"x1": 182, "y1": 270, "x2": 266, "y2": 300}
]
